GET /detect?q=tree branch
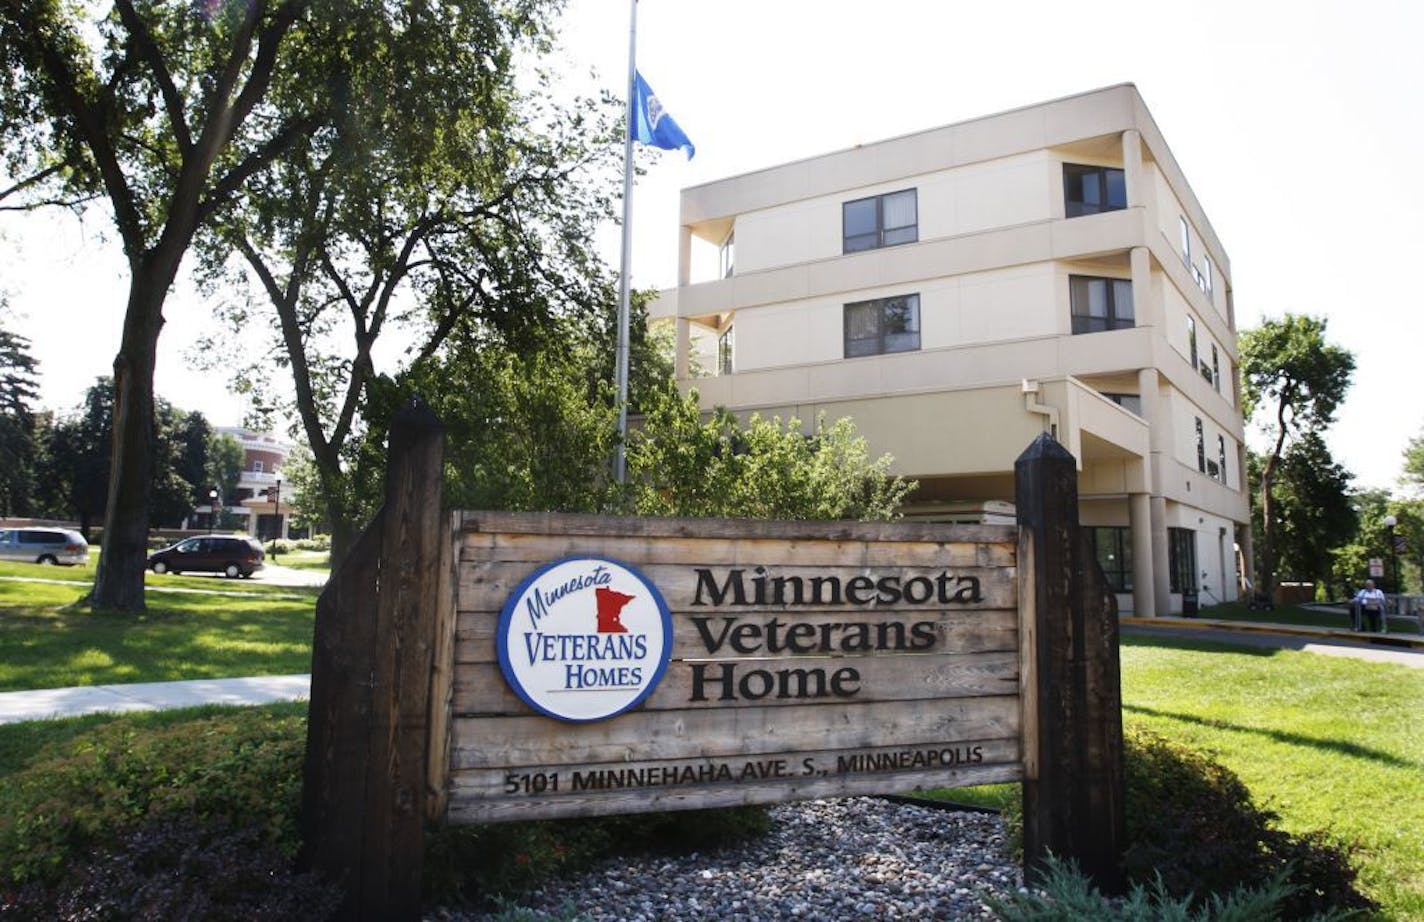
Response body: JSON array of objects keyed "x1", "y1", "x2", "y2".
[{"x1": 112, "y1": 0, "x2": 193, "y2": 154}]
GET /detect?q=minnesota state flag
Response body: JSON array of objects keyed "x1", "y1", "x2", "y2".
[{"x1": 631, "y1": 71, "x2": 695, "y2": 159}]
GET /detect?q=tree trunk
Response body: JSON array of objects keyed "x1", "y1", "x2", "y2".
[
  {"x1": 1259, "y1": 469, "x2": 1276, "y2": 602},
  {"x1": 90, "y1": 273, "x2": 168, "y2": 612}
]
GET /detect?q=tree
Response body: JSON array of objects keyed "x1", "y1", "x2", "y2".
[
  {"x1": 1239, "y1": 315, "x2": 1355, "y2": 599},
  {"x1": 1263, "y1": 434, "x2": 1356, "y2": 597},
  {"x1": 205, "y1": 431, "x2": 244, "y2": 506},
  {"x1": 39, "y1": 381, "x2": 113, "y2": 538},
  {"x1": 1403, "y1": 431, "x2": 1424, "y2": 492},
  {"x1": 191, "y1": 3, "x2": 623, "y2": 570},
  {"x1": 625, "y1": 386, "x2": 915, "y2": 521},
  {"x1": 0, "y1": 313, "x2": 40, "y2": 515},
  {"x1": 1, "y1": 0, "x2": 337, "y2": 609}
]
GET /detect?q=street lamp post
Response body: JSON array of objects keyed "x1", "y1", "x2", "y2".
[
  {"x1": 1384, "y1": 514, "x2": 1399, "y2": 597},
  {"x1": 208, "y1": 489, "x2": 219, "y2": 534},
  {"x1": 271, "y1": 478, "x2": 281, "y2": 561}
]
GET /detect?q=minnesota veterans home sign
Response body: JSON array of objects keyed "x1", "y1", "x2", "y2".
[
  {"x1": 449, "y1": 516, "x2": 1022, "y2": 823},
  {"x1": 300, "y1": 405, "x2": 1125, "y2": 922}
]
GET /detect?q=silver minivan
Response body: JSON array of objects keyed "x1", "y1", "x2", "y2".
[{"x1": 0, "y1": 527, "x2": 90, "y2": 565}]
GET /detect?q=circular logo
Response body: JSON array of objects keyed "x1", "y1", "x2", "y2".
[{"x1": 496, "y1": 557, "x2": 673, "y2": 722}]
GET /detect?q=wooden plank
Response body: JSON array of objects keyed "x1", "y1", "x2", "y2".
[
  {"x1": 1017, "y1": 531, "x2": 1039, "y2": 783},
  {"x1": 459, "y1": 530, "x2": 1016, "y2": 569},
  {"x1": 455, "y1": 607, "x2": 1020, "y2": 664},
  {"x1": 457, "y1": 561, "x2": 1016, "y2": 615},
  {"x1": 454, "y1": 509, "x2": 1016, "y2": 546},
  {"x1": 448, "y1": 762, "x2": 1024, "y2": 824},
  {"x1": 449, "y1": 736, "x2": 1019, "y2": 802},
  {"x1": 424, "y1": 514, "x2": 459, "y2": 824},
  {"x1": 451, "y1": 650, "x2": 1020, "y2": 715},
  {"x1": 449, "y1": 695, "x2": 1020, "y2": 769}
]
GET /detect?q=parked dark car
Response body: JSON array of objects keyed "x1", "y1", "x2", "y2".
[
  {"x1": 0, "y1": 527, "x2": 89, "y2": 565},
  {"x1": 147, "y1": 536, "x2": 265, "y2": 578}
]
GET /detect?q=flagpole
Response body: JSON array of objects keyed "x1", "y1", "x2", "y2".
[{"x1": 613, "y1": 0, "x2": 638, "y2": 484}]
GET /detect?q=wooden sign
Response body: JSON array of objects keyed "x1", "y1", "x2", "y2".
[
  {"x1": 299, "y1": 402, "x2": 1123, "y2": 921},
  {"x1": 442, "y1": 515, "x2": 1025, "y2": 824}
]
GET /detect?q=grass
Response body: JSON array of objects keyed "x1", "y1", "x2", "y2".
[
  {"x1": 1, "y1": 570, "x2": 1419, "y2": 916},
  {"x1": 271, "y1": 550, "x2": 330, "y2": 572},
  {"x1": 0, "y1": 575, "x2": 316, "y2": 691},
  {"x1": 1119, "y1": 634, "x2": 1424, "y2": 917}
]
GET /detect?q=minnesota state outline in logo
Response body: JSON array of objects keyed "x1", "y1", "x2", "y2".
[{"x1": 496, "y1": 557, "x2": 673, "y2": 722}]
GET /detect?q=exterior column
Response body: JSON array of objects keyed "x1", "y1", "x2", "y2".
[
  {"x1": 1150, "y1": 496, "x2": 1171, "y2": 615},
  {"x1": 1130, "y1": 246, "x2": 1158, "y2": 329},
  {"x1": 1121, "y1": 129, "x2": 1146, "y2": 212},
  {"x1": 675, "y1": 317, "x2": 692, "y2": 382},
  {"x1": 1130, "y1": 492, "x2": 1155, "y2": 618},
  {"x1": 677, "y1": 225, "x2": 692, "y2": 287}
]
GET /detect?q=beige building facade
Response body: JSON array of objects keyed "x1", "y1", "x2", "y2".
[{"x1": 651, "y1": 84, "x2": 1250, "y2": 617}]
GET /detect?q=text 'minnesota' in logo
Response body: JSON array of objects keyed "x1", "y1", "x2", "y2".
[{"x1": 497, "y1": 557, "x2": 673, "y2": 722}]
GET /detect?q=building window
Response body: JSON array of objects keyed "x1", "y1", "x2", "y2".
[
  {"x1": 1179, "y1": 216, "x2": 1191, "y2": 266},
  {"x1": 1211, "y1": 344, "x2": 1221, "y2": 392},
  {"x1": 1187, "y1": 315, "x2": 1199, "y2": 369},
  {"x1": 844, "y1": 294, "x2": 921, "y2": 357},
  {"x1": 1195, "y1": 417, "x2": 1205, "y2": 472},
  {"x1": 718, "y1": 325, "x2": 734, "y2": 376},
  {"x1": 1217, "y1": 435, "x2": 1228, "y2": 485},
  {"x1": 1103, "y1": 393, "x2": 1143, "y2": 416},
  {"x1": 1090, "y1": 526, "x2": 1132, "y2": 592},
  {"x1": 1202, "y1": 255, "x2": 1214, "y2": 299},
  {"x1": 253, "y1": 460, "x2": 263, "y2": 473},
  {"x1": 719, "y1": 233, "x2": 735, "y2": 278},
  {"x1": 1070, "y1": 276, "x2": 1134, "y2": 334},
  {"x1": 843, "y1": 189, "x2": 917, "y2": 253},
  {"x1": 1063, "y1": 164, "x2": 1126, "y2": 217},
  {"x1": 1169, "y1": 527, "x2": 1197, "y2": 594}
]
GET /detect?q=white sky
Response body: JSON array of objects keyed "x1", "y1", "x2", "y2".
[{"x1": 3, "y1": 0, "x2": 1421, "y2": 492}]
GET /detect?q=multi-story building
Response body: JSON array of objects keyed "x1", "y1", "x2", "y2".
[
  {"x1": 651, "y1": 84, "x2": 1249, "y2": 617},
  {"x1": 204, "y1": 427, "x2": 294, "y2": 540}
]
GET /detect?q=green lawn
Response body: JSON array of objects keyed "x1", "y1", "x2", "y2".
[
  {"x1": 0, "y1": 577, "x2": 316, "y2": 691},
  {"x1": 1120, "y1": 634, "x2": 1424, "y2": 917}
]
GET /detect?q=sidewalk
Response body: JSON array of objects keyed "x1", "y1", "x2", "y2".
[{"x1": 0, "y1": 675, "x2": 310, "y2": 725}]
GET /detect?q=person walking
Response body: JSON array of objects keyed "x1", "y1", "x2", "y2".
[{"x1": 1354, "y1": 579, "x2": 1387, "y2": 633}]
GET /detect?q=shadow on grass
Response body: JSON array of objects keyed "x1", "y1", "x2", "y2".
[
  {"x1": 1121, "y1": 632, "x2": 1284, "y2": 657},
  {"x1": 1124, "y1": 702, "x2": 1416, "y2": 769}
]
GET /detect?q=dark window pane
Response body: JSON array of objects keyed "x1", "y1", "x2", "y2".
[
  {"x1": 843, "y1": 199, "x2": 878, "y2": 238},
  {"x1": 1105, "y1": 169, "x2": 1126, "y2": 208},
  {"x1": 882, "y1": 226, "x2": 917, "y2": 246},
  {"x1": 1113, "y1": 279, "x2": 1134, "y2": 322},
  {"x1": 844, "y1": 233, "x2": 879, "y2": 252}
]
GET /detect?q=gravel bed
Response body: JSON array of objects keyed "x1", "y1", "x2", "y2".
[{"x1": 438, "y1": 797, "x2": 1022, "y2": 921}]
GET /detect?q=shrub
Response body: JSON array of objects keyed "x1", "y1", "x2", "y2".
[
  {"x1": 989, "y1": 853, "x2": 1352, "y2": 921},
  {"x1": 1120, "y1": 727, "x2": 1375, "y2": 918},
  {"x1": 0, "y1": 707, "x2": 307, "y2": 890},
  {"x1": 4, "y1": 818, "x2": 341, "y2": 920}
]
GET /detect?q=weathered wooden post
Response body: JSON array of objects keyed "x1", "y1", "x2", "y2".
[
  {"x1": 1015, "y1": 432, "x2": 1125, "y2": 892},
  {"x1": 300, "y1": 399, "x2": 447, "y2": 920}
]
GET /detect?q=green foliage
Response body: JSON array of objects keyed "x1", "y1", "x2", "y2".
[
  {"x1": 1246, "y1": 435, "x2": 1355, "y2": 594},
  {"x1": 1238, "y1": 314, "x2": 1355, "y2": 595},
  {"x1": 0, "y1": 308, "x2": 40, "y2": 517},
  {"x1": 0, "y1": 706, "x2": 767, "y2": 914},
  {"x1": 7, "y1": 818, "x2": 342, "y2": 920},
  {"x1": 206, "y1": 431, "x2": 245, "y2": 504},
  {"x1": 989, "y1": 854, "x2": 1349, "y2": 922},
  {"x1": 626, "y1": 385, "x2": 915, "y2": 521},
  {"x1": 193, "y1": 0, "x2": 626, "y2": 568},
  {"x1": 0, "y1": 707, "x2": 308, "y2": 890}
]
